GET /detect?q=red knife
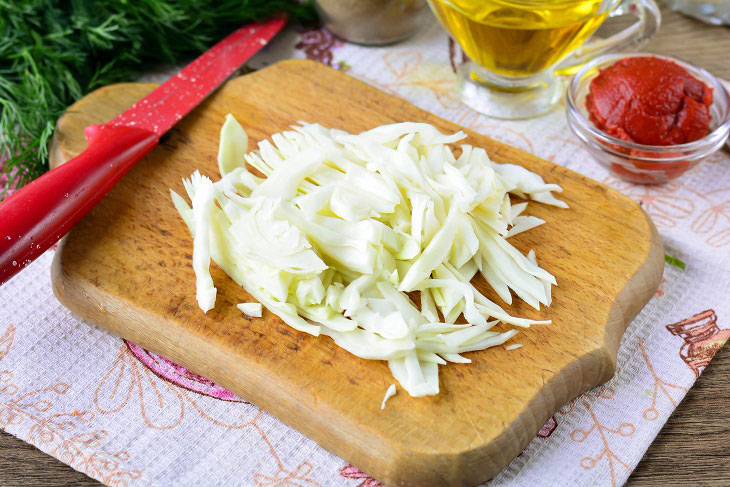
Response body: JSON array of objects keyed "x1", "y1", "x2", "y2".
[{"x1": 0, "y1": 18, "x2": 286, "y2": 286}]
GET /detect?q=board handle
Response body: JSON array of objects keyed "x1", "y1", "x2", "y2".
[{"x1": 0, "y1": 124, "x2": 159, "y2": 286}]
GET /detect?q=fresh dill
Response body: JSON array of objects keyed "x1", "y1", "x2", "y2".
[{"x1": 0, "y1": 0, "x2": 315, "y2": 197}]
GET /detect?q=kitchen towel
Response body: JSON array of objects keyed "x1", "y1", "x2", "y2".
[{"x1": 1, "y1": 17, "x2": 729, "y2": 487}]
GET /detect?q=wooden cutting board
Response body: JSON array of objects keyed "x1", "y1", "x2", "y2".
[{"x1": 49, "y1": 60, "x2": 663, "y2": 486}]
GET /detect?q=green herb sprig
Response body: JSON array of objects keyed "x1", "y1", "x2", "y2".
[
  {"x1": 664, "y1": 254, "x2": 686, "y2": 270},
  {"x1": 0, "y1": 0, "x2": 315, "y2": 197}
]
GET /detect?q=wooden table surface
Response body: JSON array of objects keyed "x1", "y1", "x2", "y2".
[{"x1": 1, "y1": 6, "x2": 728, "y2": 486}]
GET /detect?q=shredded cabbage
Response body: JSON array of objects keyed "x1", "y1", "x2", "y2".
[
  {"x1": 237, "y1": 302, "x2": 262, "y2": 318},
  {"x1": 171, "y1": 115, "x2": 567, "y2": 398},
  {"x1": 381, "y1": 384, "x2": 397, "y2": 410}
]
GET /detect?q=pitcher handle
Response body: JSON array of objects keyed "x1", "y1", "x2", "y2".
[{"x1": 556, "y1": 0, "x2": 662, "y2": 74}]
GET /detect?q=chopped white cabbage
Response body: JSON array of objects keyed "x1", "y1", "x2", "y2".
[
  {"x1": 237, "y1": 302, "x2": 262, "y2": 318},
  {"x1": 172, "y1": 117, "x2": 567, "y2": 398},
  {"x1": 186, "y1": 171, "x2": 216, "y2": 313},
  {"x1": 217, "y1": 114, "x2": 248, "y2": 176},
  {"x1": 381, "y1": 384, "x2": 397, "y2": 410}
]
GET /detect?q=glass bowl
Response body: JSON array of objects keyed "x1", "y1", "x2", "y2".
[{"x1": 566, "y1": 53, "x2": 730, "y2": 184}]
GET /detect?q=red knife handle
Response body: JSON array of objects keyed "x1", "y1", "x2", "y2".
[{"x1": 0, "y1": 124, "x2": 159, "y2": 286}]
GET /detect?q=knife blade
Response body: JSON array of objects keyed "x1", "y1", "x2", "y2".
[{"x1": 0, "y1": 18, "x2": 286, "y2": 286}]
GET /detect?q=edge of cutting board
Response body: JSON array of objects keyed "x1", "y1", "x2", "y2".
[{"x1": 48, "y1": 60, "x2": 664, "y2": 486}]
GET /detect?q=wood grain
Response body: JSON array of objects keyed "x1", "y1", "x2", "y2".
[
  {"x1": 628, "y1": 348, "x2": 730, "y2": 486},
  {"x1": 3, "y1": 6, "x2": 728, "y2": 487},
  {"x1": 0, "y1": 431, "x2": 98, "y2": 486},
  {"x1": 47, "y1": 59, "x2": 661, "y2": 487}
]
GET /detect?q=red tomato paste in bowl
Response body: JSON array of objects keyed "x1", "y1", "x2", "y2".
[
  {"x1": 567, "y1": 54, "x2": 730, "y2": 185},
  {"x1": 586, "y1": 57, "x2": 713, "y2": 146}
]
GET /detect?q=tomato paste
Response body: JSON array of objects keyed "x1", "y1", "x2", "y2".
[{"x1": 587, "y1": 57, "x2": 713, "y2": 146}]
